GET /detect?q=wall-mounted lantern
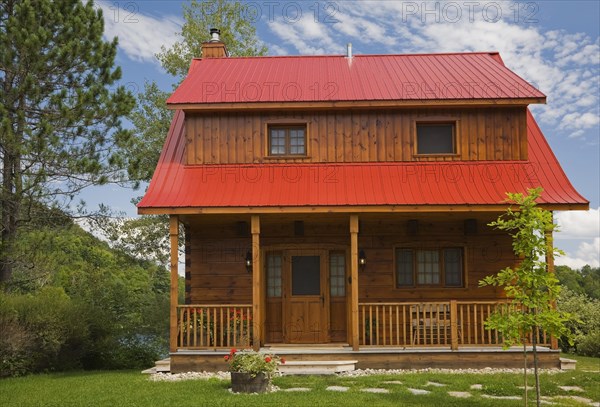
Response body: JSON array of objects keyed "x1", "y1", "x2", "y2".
[
  {"x1": 359, "y1": 249, "x2": 367, "y2": 271},
  {"x1": 245, "y1": 251, "x2": 253, "y2": 273}
]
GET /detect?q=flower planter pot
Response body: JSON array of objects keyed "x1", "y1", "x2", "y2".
[{"x1": 230, "y1": 372, "x2": 270, "y2": 393}]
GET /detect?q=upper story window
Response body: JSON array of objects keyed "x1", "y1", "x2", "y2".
[
  {"x1": 396, "y1": 247, "x2": 464, "y2": 288},
  {"x1": 416, "y1": 122, "x2": 456, "y2": 155},
  {"x1": 268, "y1": 125, "x2": 306, "y2": 156}
]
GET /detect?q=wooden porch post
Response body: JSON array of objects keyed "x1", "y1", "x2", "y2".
[
  {"x1": 546, "y1": 212, "x2": 559, "y2": 350},
  {"x1": 450, "y1": 300, "x2": 458, "y2": 350},
  {"x1": 169, "y1": 215, "x2": 179, "y2": 353},
  {"x1": 251, "y1": 215, "x2": 262, "y2": 351},
  {"x1": 350, "y1": 215, "x2": 359, "y2": 351}
]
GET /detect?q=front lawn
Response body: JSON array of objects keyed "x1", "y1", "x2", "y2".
[{"x1": 0, "y1": 354, "x2": 598, "y2": 407}]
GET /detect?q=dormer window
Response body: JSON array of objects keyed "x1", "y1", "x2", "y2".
[
  {"x1": 268, "y1": 125, "x2": 307, "y2": 156},
  {"x1": 416, "y1": 122, "x2": 456, "y2": 155}
]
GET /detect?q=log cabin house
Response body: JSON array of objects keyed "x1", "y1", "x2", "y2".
[{"x1": 138, "y1": 30, "x2": 588, "y2": 372}]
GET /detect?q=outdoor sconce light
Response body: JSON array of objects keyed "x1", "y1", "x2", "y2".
[
  {"x1": 359, "y1": 249, "x2": 366, "y2": 271},
  {"x1": 245, "y1": 251, "x2": 252, "y2": 273}
]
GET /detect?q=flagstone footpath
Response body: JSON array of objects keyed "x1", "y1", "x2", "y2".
[{"x1": 150, "y1": 370, "x2": 599, "y2": 406}]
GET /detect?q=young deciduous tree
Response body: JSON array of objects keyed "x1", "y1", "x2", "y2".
[
  {"x1": 0, "y1": 0, "x2": 135, "y2": 283},
  {"x1": 480, "y1": 187, "x2": 572, "y2": 407}
]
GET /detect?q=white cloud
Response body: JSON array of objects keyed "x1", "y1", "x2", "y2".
[
  {"x1": 555, "y1": 207, "x2": 600, "y2": 239},
  {"x1": 96, "y1": 1, "x2": 181, "y2": 63},
  {"x1": 555, "y1": 208, "x2": 600, "y2": 268},
  {"x1": 556, "y1": 237, "x2": 600, "y2": 269},
  {"x1": 267, "y1": 0, "x2": 600, "y2": 142}
]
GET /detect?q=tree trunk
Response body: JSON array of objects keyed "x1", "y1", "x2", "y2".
[
  {"x1": 533, "y1": 327, "x2": 541, "y2": 407},
  {"x1": 1, "y1": 152, "x2": 17, "y2": 284},
  {"x1": 524, "y1": 342, "x2": 528, "y2": 407}
]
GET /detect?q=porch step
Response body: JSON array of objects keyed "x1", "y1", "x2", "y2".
[
  {"x1": 278, "y1": 360, "x2": 358, "y2": 375},
  {"x1": 560, "y1": 357, "x2": 577, "y2": 371},
  {"x1": 142, "y1": 358, "x2": 170, "y2": 374}
]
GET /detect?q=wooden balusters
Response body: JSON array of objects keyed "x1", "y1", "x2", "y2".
[{"x1": 176, "y1": 305, "x2": 253, "y2": 349}]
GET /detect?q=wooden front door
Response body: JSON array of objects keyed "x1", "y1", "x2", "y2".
[{"x1": 284, "y1": 251, "x2": 329, "y2": 343}]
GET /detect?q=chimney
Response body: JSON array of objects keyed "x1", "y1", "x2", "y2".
[
  {"x1": 346, "y1": 43, "x2": 352, "y2": 58},
  {"x1": 202, "y1": 28, "x2": 228, "y2": 58}
]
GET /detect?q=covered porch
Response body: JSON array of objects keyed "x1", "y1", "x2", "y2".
[{"x1": 164, "y1": 211, "x2": 559, "y2": 371}]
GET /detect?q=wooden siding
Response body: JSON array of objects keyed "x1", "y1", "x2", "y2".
[
  {"x1": 185, "y1": 107, "x2": 527, "y2": 165},
  {"x1": 185, "y1": 213, "x2": 514, "y2": 343}
]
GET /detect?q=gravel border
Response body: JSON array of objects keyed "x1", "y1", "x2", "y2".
[
  {"x1": 149, "y1": 366, "x2": 561, "y2": 382},
  {"x1": 340, "y1": 367, "x2": 561, "y2": 376}
]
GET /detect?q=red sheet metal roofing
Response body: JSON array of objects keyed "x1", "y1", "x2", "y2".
[
  {"x1": 166, "y1": 52, "x2": 545, "y2": 105},
  {"x1": 137, "y1": 110, "x2": 587, "y2": 211}
]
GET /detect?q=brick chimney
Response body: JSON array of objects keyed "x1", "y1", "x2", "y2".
[{"x1": 202, "y1": 28, "x2": 228, "y2": 58}]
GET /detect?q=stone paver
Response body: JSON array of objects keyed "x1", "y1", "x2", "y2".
[
  {"x1": 448, "y1": 391, "x2": 472, "y2": 398},
  {"x1": 517, "y1": 385, "x2": 536, "y2": 390},
  {"x1": 408, "y1": 388, "x2": 431, "y2": 395},
  {"x1": 551, "y1": 396, "x2": 599, "y2": 406},
  {"x1": 425, "y1": 381, "x2": 446, "y2": 387},
  {"x1": 470, "y1": 384, "x2": 483, "y2": 390},
  {"x1": 382, "y1": 380, "x2": 403, "y2": 385},
  {"x1": 326, "y1": 386, "x2": 349, "y2": 392},
  {"x1": 558, "y1": 386, "x2": 585, "y2": 392},
  {"x1": 284, "y1": 387, "x2": 311, "y2": 392},
  {"x1": 361, "y1": 388, "x2": 390, "y2": 394},
  {"x1": 482, "y1": 394, "x2": 522, "y2": 400}
]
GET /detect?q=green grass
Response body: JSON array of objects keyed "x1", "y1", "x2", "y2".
[{"x1": 0, "y1": 354, "x2": 598, "y2": 407}]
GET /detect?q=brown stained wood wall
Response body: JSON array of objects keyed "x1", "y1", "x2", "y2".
[
  {"x1": 185, "y1": 213, "x2": 511, "y2": 309},
  {"x1": 185, "y1": 107, "x2": 527, "y2": 165}
]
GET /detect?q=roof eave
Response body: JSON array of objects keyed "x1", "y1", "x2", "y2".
[
  {"x1": 166, "y1": 98, "x2": 546, "y2": 112},
  {"x1": 138, "y1": 202, "x2": 588, "y2": 215}
]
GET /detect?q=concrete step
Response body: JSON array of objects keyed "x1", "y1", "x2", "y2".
[
  {"x1": 142, "y1": 358, "x2": 170, "y2": 374},
  {"x1": 155, "y1": 358, "x2": 171, "y2": 372},
  {"x1": 278, "y1": 360, "x2": 358, "y2": 375},
  {"x1": 560, "y1": 357, "x2": 577, "y2": 370}
]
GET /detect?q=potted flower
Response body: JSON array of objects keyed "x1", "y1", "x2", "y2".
[{"x1": 224, "y1": 348, "x2": 285, "y2": 393}]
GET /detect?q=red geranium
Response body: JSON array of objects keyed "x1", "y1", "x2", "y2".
[
  {"x1": 264, "y1": 356, "x2": 272, "y2": 363},
  {"x1": 224, "y1": 355, "x2": 229, "y2": 361},
  {"x1": 280, "y1": 357, "x2": 286, "y2": 364}
]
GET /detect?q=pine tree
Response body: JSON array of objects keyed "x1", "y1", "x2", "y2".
[{"x1": 0, "y1": 0, "x2": 135, "y2": 283}]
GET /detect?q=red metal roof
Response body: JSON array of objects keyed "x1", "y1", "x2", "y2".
[
  {"x1": 167, "y1": 52, "x2": 545, "y2": 105},
  {"x1": 137, "y1": 110, "x2": 588, "y2": 212}
]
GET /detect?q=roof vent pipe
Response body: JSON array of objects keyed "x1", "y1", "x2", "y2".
[
  {"x1": 346, "y1": 42, "x2": 352, "y2": 58},
  {"x1": 209, "y1": 28, "x2": 221, "y2": 42}
]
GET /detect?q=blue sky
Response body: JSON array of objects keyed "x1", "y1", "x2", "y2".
[{"x1": 88, "y1": 0, "x2": 599, "y2": 268}]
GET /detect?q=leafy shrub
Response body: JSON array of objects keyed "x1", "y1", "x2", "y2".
[
  {"x1": 576, "y1": 331, "x2": 600, "y2": 357},
  {"x1": 0, "y1": 287, "x2": 87, "y2": 376},
  {"x1": 0, "y1": 295, "x2": 33, "y2": 377},
  {"x1": 1, "y1": 224, "x2": 170, "y2": 377},
  {"x1": 557, "y1": 287, "x2": 600, "y2": 356}
]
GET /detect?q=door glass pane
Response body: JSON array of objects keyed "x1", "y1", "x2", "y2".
[
  {"x1": 292, "y1": 255, "x2": 320, "y2": 295},
  {"x1": 329, "y1": 253, "x2": 345, "y2": 296},
  {"x1": 396, "y1": 249, "x2": 414, "y2": 287},
  {"x1": 266, "y1": 253, "x2": 282, "y2": 297},
  {"x1": 444, "y1": 248, "x2": 463, "y2": 287}
]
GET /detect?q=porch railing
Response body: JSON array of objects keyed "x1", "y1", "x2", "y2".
[
  {"x1": 177, "y1": 304, "x2": 253, "y2": 349},
  {"x1": 359, "y1": 301, "x2": 550, "y2": 348}
]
